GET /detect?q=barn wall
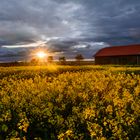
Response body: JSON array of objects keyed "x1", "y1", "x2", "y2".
[{"x1": 95, "y1": 55, "x2": 140, "y2": 65}]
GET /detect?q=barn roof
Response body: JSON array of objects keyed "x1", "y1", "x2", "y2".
[{"x1": 95, "y1": 44, "x2": 140, "y2": 57}]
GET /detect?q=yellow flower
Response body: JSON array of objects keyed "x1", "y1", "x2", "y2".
[{"x1": 106, "y1": 105, "x2": 113, "y2": 114}]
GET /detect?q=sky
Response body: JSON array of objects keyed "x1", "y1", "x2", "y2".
[{"x1": 0, "y1": 0, "x2": 140, "y2": 62}]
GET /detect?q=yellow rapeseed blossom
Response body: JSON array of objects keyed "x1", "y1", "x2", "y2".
[{"x1": 0, "y1": 65, "x2": 140, "y2": 139}]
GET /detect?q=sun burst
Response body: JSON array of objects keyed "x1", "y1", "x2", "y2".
[{"x1": 36, "y1": 51, "x2": 47, "y2": 59}]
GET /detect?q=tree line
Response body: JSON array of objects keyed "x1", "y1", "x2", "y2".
[{"x1": 31, "y1": 54, "x2": 84, "y2": 63}]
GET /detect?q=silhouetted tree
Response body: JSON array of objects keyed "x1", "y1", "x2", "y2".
[
  {"x1": 59, "y1": 56, "x2": 66, "y2": 64},
  {"x1": 30, "y1": 58, "x2": 39, "y2": 65},
  {"x1": 47, "y1": 56, "x2": 53, "y2": 63},
  {"x1": 75, "y1": 54, "x2": 84, "y2": 61},
  {"x1": 59, "y1": 56, "x2": 66, "y2": 62}
]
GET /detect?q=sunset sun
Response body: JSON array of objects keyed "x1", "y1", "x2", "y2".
[{"x1": 36, "y1": 51, "x2": 47, "y2": 59}]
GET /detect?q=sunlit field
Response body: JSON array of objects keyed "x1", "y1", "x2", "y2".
[{"x1": 0, "y1": 65, "x2": 140, "y2": 139}]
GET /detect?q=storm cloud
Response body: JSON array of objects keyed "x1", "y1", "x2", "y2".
[{"x1": 0, "y1": 0, "x2": 140, "y2": 61}]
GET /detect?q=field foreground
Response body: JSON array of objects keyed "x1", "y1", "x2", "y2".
[{"x1": 0, "y1": 65, "x2": 140, "y2": 139}]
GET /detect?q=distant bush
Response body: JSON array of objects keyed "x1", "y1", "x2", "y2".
[
  {"x1": 75, "y1": 54, "x2": 84, "y2": 61},
  {"x1": 47, "y1": 56, "x2": 54, "y2": 63}
]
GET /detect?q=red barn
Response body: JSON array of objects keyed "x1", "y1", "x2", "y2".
[{"x1": 94, "y1": 44, "x2": 140, "y2": 65}]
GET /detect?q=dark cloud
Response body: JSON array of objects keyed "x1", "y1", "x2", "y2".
[{"x1": 0, "y1": 0, "x2": 140, "y2": 61}]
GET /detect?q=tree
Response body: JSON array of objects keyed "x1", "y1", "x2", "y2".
[
  {"x1": 75, "y1": 54, "x2": 84, "y2": 61},
  {"x1": 59, "y1": 56, "x2": 66, "y2": 64},
  {"x1": 30, "y1": 58, "x2": 39, "y2": 65},
  {"x1": 59, "y1": 56, "x2": 66, "y2": 62},
  {"x1": 47, "y1": 56, "x2": 53, "y2": 63}
]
